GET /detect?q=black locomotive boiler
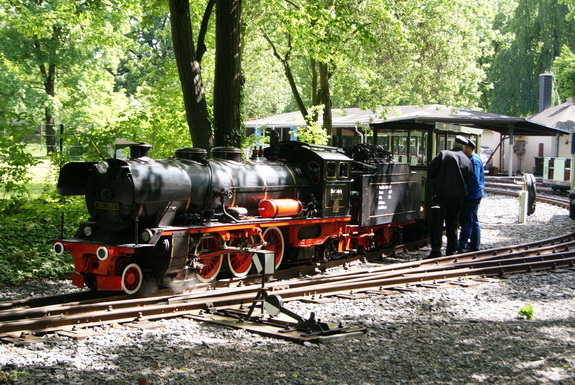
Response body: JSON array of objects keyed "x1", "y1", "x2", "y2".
[{"x1": 53, "y1": 139, "x2": 423, "y2": 294}]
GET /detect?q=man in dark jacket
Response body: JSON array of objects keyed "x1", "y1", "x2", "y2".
[{"x1": 427, "y1": 136, "x2": 474, "y2": 258}]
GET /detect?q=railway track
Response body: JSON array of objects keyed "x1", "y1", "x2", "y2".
[
  {"x1": 1, "y1": 231, "x2": 574, "y2": 340},
  {"x1": 0, "y1": 182, "x2": 572, "y2": 341},
  {"x1": 485, "y1": 175, "x2": 570, "y2": 208}
]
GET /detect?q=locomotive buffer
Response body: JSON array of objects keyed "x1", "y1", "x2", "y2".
[{"x1": 203, "y1": 250, "x2": 366, "y2": 343}]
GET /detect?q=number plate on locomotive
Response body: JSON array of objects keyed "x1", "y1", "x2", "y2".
[{"x1": 94, "y1": 201, "x2": 120, "y2": 210}]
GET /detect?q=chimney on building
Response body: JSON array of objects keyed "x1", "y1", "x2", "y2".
[{"x1": 539, "y1": 72, "x2": 553, "y2": 112}]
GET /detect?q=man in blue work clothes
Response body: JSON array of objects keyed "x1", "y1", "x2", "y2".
[
  {"x1": 427, "y1": 136, "x2": 473, "y2": 258},
  {"x1": 458, "y1": 138, "x2": 485, "y2": 253}
]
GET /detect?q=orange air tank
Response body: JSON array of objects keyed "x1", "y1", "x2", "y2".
[{"x1": 258, "y1": 198, "x2": 303, "y2": 218}]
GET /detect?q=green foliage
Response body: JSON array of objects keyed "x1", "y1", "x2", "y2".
[
  {"x1": 488, "y1": 0, "x2": 575, "y2": 116},
  {"x1": 560, "y1": 0, "x2": 575, "y2": 20},
  {"x1": 0, "y1": 370, "x2": 27, "y2": 382},
  {"x1": 0, "y1": 0, "x2": 142, "y2": 128},
  {"x1": 241, "y1": 127, "x2": 271, "y2": 154},
  {"x1": 293, "y1": 105, "x2": 330, "y2": 145},
  {"x1": 554, "y1": 46, "x2": 575, "y2": 99},
  {"x1": 518, "y1": 304, "x2": 535, "y2": 320},
  {"x1": 242, "y1": 35, "x2": 294, "y2": 118},
  {"x1": 0, "y1": 124, "x2": 39, "y2": 203},
  {"x1": 0, "y1": 195, "x2": 86, "y2": 286},
  {"x1": 251, "y1": 0, "x2": 496, "y2": 119}
]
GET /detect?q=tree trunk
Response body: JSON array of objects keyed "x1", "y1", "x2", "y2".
[
  {"x1": 213, "y1": 0, "x2": 243, "y2": 147},
  {"x1": 319, "y1": 62, "x2": 332, "y2": 138},
  {"x1": 43, "y1": 63, "x2": 57, "y2": 154},
  {"x1": 169, "y1": 0, "x2": 214, "y2": 150},
  {"x1": 310, "y1": 58, "x2": 320, "y2": 123}
]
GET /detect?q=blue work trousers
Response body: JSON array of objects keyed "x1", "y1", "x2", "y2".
[{"x1": 458, "y1": 198, "x2": 481, "y2": 253}]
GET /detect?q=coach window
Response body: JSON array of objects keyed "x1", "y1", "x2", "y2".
[
  {"x1": 389, "y1": 130, "x2": 409, "y2": 163},
  {"x1": 409, "y1": 131, "x2": 428, "y2": 166}
]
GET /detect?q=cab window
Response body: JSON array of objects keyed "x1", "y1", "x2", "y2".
[
  {"x1": 339, "y1": 162, "x2": 349, "y2": 178},
  {"x1": 327, "y1": 162, "x2": 337, "y2": 178}
]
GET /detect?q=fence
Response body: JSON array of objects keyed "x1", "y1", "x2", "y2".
[{"x1": 0, "y1": 123, "x2": 77, "y2": 197}]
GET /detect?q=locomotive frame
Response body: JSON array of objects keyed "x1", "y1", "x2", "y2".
[{"x1": 53, "y1": 136, "x2": 425, "y2": 294}]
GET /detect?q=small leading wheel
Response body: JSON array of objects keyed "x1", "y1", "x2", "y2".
[
  {"x1": 262, "y1": 227, "x2": 285, "y2": 269},
  {"x1": 119, "y1": 263, "x2": 143, "y2": 295},
  {"x1": 195, "y1": 237, "x2": 224, "y2": 283}
]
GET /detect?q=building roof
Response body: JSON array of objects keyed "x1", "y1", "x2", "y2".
[
  {"x1": 528, "y1": 98, "x2": 575, "y2": 132},
  {"x1": 243, "y1": 108, "x2": 382, "y2": 129},
  {"x1": 371, "y1": 104, "x2": 570, "y2": 137},
  {"x1": 244, "y1": 105, "x2": 570, "y2": 136}
]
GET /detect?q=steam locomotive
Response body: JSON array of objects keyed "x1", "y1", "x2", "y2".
[{"x1": 53, "y1": 136, "x2": 423, "y2": 294}]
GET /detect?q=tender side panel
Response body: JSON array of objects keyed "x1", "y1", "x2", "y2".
[{"x1": 354, "y1": 164, "x2": 422, "y2": 227}]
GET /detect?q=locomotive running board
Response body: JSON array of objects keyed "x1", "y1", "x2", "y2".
[{"x1": 185, "y1": 308, "x2": 367, "y2": 344}]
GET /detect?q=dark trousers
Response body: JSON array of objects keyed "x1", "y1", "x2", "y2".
[
  {"x1": 458, "y1": 198, "x2": 481, "y2": 253},
  {"x1": 430, "y1": 196, "x2": 463, "y2": 257}
]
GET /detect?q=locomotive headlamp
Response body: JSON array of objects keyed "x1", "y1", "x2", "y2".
[
  {"x1": 140, "y1": 229, "x2": 153, "y2": 243},
  {"x1": 96, "y1": 161, "x2": 109, "y2": 175},
  {"x1": 83, "y1": 225, "x2": 93, "y2": 237},
  {"x1": 53, "y1": 242, "x2": 65, "y2": 255},
  {"x1": 96, "y1": 247, "x2": 109, "y2": 261}
]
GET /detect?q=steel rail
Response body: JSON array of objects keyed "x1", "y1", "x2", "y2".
[
  {"x1": 1, "y1": 236, "x2": 574, "y2": 337},
  {"x1": 0, "y1": 189, "x2": 573, "y2": 338}
]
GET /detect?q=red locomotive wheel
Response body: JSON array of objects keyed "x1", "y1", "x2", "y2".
[
  {"x1": 226, "y1": 251, "x2": 252, "y2": 278},
  {"x1": 196, "y1": 254, "x2": 223, "y2": 282},
  {"x1": 262, "y1": 227, "x2": 284, "y2": 269},
  {"x1": 120, "y1": 263, "x2": 143, "y2": 295},
  {"x1": 195, "y1": 237, "x2": 223, "y2": 283},
  {"x1": 225, "y1": 235, "x2": 253, "y2": 278}
]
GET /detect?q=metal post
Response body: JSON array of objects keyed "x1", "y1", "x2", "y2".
[
  {"x1": 508, "y1": 125, "x2": 514, "y2": 177},
  {"x1": 59, "y1": 124, "x2": 64, "y2": 153}
]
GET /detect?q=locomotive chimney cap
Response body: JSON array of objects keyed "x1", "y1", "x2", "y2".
[
  {"x1": 129, "y1": 143, "x2": 152, "y2": 159},
  {"x1": 113, "y1": 139, "x2": 152, "y2": 159},
  {"x1": 175, "y1": 147, "x2": 208, "y2": 162},
  {"x1": 210, "y1": 146, "x2": 242, "y2": 162}
]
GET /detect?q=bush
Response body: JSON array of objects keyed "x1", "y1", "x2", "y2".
[
  {"x1": 0, "y1": 194, "x2": 87, "y2": 286},
  {"x1": 0, "y1": 124, "x2": 39, "y2": 203}
]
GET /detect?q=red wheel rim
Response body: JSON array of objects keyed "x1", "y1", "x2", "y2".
[
  {"x1": 197, "y1": 255, "x2": 223, "y2": 282},
  {"x1": 121, "y1": 263, "x2": 142, "y2": 295},
  {"x1": 263, "y1": 227, "x2": 284, "y2": 269},
  {"x1": 196, "y1": 237, "x2": 223, "y2": 282},
  {"x1": 226, "y1": 251, "x2": 252, "y2": 277}
]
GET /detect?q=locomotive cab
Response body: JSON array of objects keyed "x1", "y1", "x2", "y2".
[{"x1": 265, "y1": 141, "x2": 353, "y2": 217}]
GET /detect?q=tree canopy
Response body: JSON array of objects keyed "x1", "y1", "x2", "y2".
[
  {"x1": 488, "y1": 0, "x2": 575, "y2": 116},
  {"x1": 0, "y1": 0, "x2": 573, "y2": 154}
]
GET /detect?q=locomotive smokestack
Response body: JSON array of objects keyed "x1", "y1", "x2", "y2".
[{"x1": 130, "y1": 143, "x2": 152, "y2": 159}]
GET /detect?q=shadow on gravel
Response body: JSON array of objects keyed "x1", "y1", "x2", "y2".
[
  {"x1": 3, "y1": 306, "x2": 574, "y2": 384},
  {"x1": 3, "y1": 275, "x2": 575, "y2": 384}
]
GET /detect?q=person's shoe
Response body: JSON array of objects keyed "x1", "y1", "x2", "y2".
[{"x1": 426, "y1": 252, "x2": 441, "y2": 259}]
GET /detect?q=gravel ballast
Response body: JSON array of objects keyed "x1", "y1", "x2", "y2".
[{"x1": 1, "y1": 194, "x2": 575, "y2": 385}]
